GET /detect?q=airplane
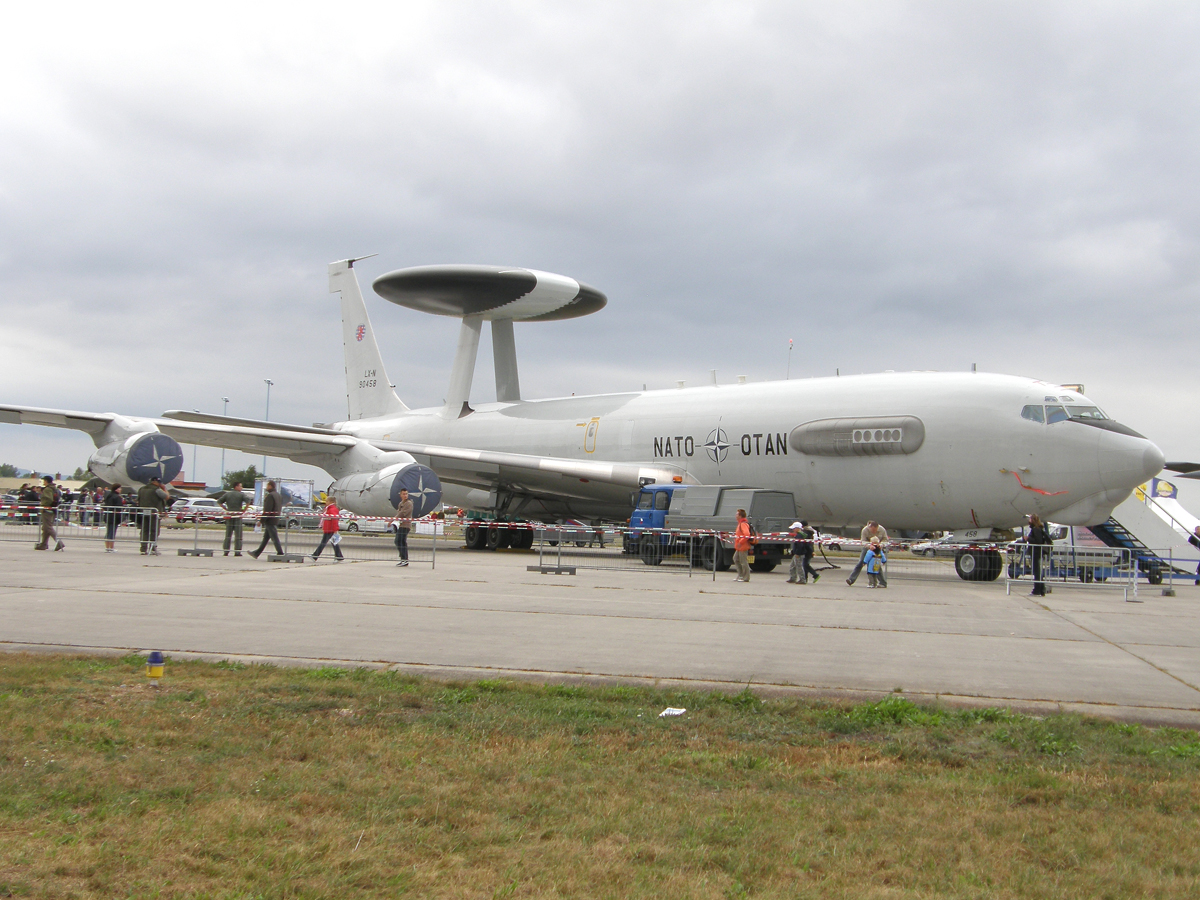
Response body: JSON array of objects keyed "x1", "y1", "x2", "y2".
[{"x1": 0, "y1": 258, "x2": 1170, "y2": 557}]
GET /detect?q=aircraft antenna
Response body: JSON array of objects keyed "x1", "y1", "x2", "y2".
[{"x1": 787, "y1": 338, "x2": 793, "y2": 380}]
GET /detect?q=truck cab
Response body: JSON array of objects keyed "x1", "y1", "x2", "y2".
[{"x1": 628, "y1": 485, "x2": 679, "y2": 534}]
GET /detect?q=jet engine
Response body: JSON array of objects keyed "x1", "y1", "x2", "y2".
[
  {"x1": 88, "y1": 432, "x2": 184, "y2": 486},
  {"x1": 329, "y1": 461, "x2": 443, "y2": 518}
]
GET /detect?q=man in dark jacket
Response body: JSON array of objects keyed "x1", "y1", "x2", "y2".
[
  {"x1": 1022, "y1": 514, "x2": 1051, "y2": 596},
  {"x1": 136, "y1": 477, "x2": 171, "y2": 555},
  {"x1": 249, "y1": 481, "x2": 284, "y2": 559}
]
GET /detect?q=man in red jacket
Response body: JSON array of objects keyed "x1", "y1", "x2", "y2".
[{"x1": 310, "y1": 497, "x2": 345, "y2": 562}]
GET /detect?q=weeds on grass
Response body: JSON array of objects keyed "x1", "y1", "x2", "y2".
[{"x1": 1, "y1": 654, "x2": 1198, "y2": 899}]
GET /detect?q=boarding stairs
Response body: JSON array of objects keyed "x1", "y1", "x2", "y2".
[{"x1": 1087, "y1": 491, "x2": 1200, "y2": 583}]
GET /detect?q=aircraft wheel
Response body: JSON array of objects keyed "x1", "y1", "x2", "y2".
[
  {"x1": 639, "y1": 535, "x2": 663, "y2": 566},
  {"x1": 1079, "y1": 568, "x2": 1094, "y2": 584},
  {"x1": 486, "y1": 526, "x2": 509, "y2": 551},
  {"x1": 344, "y1": 522, "x2": 358, "y2": 533},
  {"x1": 1148, "y1": 565, "x2": 1163, "y2": 585},
  {"x1": 956, "y1": 549, "x2": 1003, "y2": 581},
  {"x1": 982, "y1": 550, "x2": 1003, "y2": 581},
  {"x1": 464, "y1": 523, "x2": 487, "y2": 550}
]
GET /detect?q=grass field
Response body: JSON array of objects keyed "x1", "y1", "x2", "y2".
[{"x1": 2, "y1": 653, "x2": 1199, "y2": 899}]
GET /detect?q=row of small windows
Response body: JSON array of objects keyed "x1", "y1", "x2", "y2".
[
  {"x1": 853, "y1": 429, "x2": 902, "y2": 443},
  {"x1": 1021, "y1": 404, "x2": 1108, "y2": 425}
]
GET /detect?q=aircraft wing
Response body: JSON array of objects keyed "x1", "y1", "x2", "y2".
[
  {"x1": 0, "y1": 404, "x2": 114, "y2": 437},
  {"x1": 153, "y1": 420, "x2": 358, "y2": 465},
  {"x1": 3, "y1": 404, "x2": 688, "y2": 506},
  {"x1": 1165, "y1": 461, "x2": 1200, "y2": 479},
  {"x1": 161, "y1": 410, "x2": 689, "y2": 495},
  {"x1": 368, "y1": 439, "x2": 690, "y2": 500}
]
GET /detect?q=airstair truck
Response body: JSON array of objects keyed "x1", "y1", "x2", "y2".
[{"x1": 627, "y1": 484, "x2": 798, "y2": 571}]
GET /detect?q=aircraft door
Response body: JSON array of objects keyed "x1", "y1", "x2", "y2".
[{"x1": 584, "y1": 417, "x2": 599, "y2": 453}]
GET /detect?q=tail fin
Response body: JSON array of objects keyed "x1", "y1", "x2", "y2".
[{"x1": 329, "y1": 258, "x2": 408, "y2": 420}]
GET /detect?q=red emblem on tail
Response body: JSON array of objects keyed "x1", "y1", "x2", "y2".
[{"x1": 356, "y1": 325, "x2": 365, "y2": 342}]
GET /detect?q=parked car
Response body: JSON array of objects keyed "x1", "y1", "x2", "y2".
[
  {"x1": 910, "y1": 535, "x2": 961, "y2": 558},
  {"x1": 339, "y1": 510, "x2": 398, "y2": 534},
  {"x1": 171, "y1": 498, "x2": 225, "y2": 523}
]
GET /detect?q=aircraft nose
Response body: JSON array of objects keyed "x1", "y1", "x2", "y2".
[{"x1": 1142, "y1": 441, "x2": 1165, "y2": 479}]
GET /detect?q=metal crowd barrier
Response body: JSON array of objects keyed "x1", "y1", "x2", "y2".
[{"x1": 1004, "y1": 543, "x2": 1138, "y2": 601}]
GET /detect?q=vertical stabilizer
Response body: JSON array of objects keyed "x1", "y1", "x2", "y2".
[{"x1": 329, "y1": 258, "x2": 408, "y2": 420}]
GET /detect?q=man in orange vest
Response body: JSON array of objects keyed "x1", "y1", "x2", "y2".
[{"x1": 733, "y1": 508, "x2": 753, "y2": 582}]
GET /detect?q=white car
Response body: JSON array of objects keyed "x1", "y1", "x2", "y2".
[
  {"x1": 171, "y1": 498, "x2": 225, "y2": 523},
  {"x1": 909, "y1": 535, "x2": 961, "y2": 558},
  {"x1": 339, "y1": 510, "x2": 398, "y2": 534}
]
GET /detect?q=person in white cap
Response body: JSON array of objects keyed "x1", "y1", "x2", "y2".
[{"x1": 786, "y1": 521, "x2": 819, "y2": 584}]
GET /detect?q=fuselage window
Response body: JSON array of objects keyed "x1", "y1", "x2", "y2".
[
  {"x1": 1045, "y1": 405, "x2": 1069, "y2": 424},
  {"x1": 1065, "y1": 405, "x2": 1108, "y2": 420},
  {"x1": 1021, "y1": 404, "x2": 1044, "y2": 423},
  {"x1": 654, "y1": 491, "x2": 670, "y2": 511}
]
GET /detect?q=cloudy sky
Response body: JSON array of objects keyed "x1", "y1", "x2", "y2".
[{"x1": 2, "y1": 1, "x2": 1197, "y2": 489}]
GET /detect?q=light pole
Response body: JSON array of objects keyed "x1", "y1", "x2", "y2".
[
  {"x1": 262, "y1": 380, "x2": 273, "y2": 477},
  {"x1": 191, "y1": 409, "x2": 199, "y2": 485},
  {"x1": 220, "y1": 397, "x2": 229, "y2": 484}
]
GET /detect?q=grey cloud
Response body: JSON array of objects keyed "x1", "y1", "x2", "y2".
[{"x1": 1, "y1": 1, "x2": 1198, "y2": 481}]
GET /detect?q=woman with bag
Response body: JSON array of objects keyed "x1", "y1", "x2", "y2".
[
  {"x1": 102, "y1": 484, "x2": 124, "y2": 552},
  {"x1": 311, "y1": 496, "x2": 345, "y2": 562}
]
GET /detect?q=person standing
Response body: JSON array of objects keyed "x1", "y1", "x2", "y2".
[
  {"x1": 218, "y1": 482, "x2": 250, "y2": 556},
  {"x1": 787, "y1": 525, "x2": 806, "y2": 588},
  {"x1": 864, "y1": 540, "x2": 888, "y2": 588},
  {"x1": 1022, "y1": 514, "x2": 1051, "y2": 596},
  {"x1": 136, "y1": 476, "x2": 171, "y2": 555},
  {"x1": 799, "y1": 521, "x2": 820, "y2": 583},
  {"x1": 34, "y1": 474, "x2": 64, "y2": 551},
  {"x1": 102, "y1": 484, "x2": 124, "y2": 551},
  {"x1": 1188, "y1": 525, "x2": 1199, "y2": 586},
  {"x1": 311, "y1": 496, "x2": 345, "y2": 562},
  {"x1": 394, "y1": 488, "x2": 413, "y2": 566},
  {"x1": 733, "y1": 508, "x2": 753, "y2": 582},
  {"x1": 249, "y1": 480, "x2": 284, "y2": 559},
  {"x1": 18, "y1": 483, "x2": 37, "y2": 525},
  {"x1": 846, "y1": 521, "x2": 889, "y2": 585}
]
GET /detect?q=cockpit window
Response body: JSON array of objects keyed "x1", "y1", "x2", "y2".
[
  {"x1": 637, "y1": 492, "x2": 653, "y2": 509},
  {"x1": 1021, "y1": 404, "x2": 1044, "y2": 423},
  {"x1": 1045, "y1": 405, "x2": 1069, "y2": 424},
  {"x1": 1065, "y1": 405, "x2": 1108, "y2": 420}
]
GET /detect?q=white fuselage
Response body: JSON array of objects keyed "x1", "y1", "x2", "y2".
[{"x1": 326, "y1": 371, "x2": 1163, "y2": 530}]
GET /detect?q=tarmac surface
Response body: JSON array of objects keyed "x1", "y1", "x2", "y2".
[{"x1": 2, "y1": 530, "x2": 1199, "y2": 727}]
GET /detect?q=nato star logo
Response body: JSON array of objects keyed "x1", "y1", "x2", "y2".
[
  {"x1": 705, "y1": 428, "x2": 730, "y2": 464},
  {"x1": 126, "y1": 433, "x2": 184, "y2": 483},
  {"x1": 394, "y1": 464, "x2": 443, "y2": 517},
  {"x1": 148, "y1": 443, "x2": 179, "y2": 478}
]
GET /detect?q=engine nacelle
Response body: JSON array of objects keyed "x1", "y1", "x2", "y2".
[
  {"x1": 88, "y1": 432, "x2": 185, "y2": 486},
  {"x1": 329, "y1": 461, "x2": 443, "y2": 518}
]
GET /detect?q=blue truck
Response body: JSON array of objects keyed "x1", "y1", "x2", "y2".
[{"x1": 625, "y1": 484, "x2": 799, "y2": 571}]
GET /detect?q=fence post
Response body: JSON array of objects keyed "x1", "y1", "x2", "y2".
[
  {"x1": 432, "y1": 518, "x2": 437, "y2": 570},
  {"x1": 557, "y1": 527, "x2": 562, "y2": 570}
]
